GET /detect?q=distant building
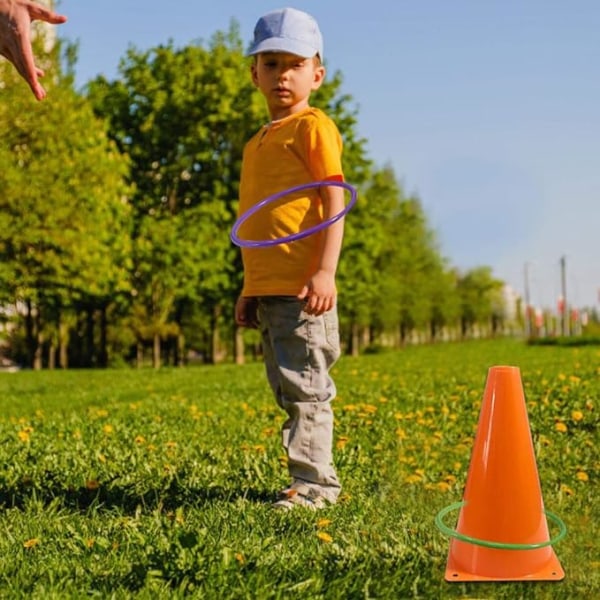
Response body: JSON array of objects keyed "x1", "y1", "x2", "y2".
[{"x1": 502, "y1": 284, "x2": 520, "y2": 322}]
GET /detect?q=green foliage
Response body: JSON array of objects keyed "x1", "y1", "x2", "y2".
[
  {"x1": 85, "y1": 24, "x2": 266, "y2": 362},
  {"x1": 0, "y1": 22, "x2": 512, "y2": 368},
  {"x1": 0, "y1": 340, "x2": 597, "y2": 598},
  {"x1": 0, "y1": 40, "x2": 133, "y2": 366}
]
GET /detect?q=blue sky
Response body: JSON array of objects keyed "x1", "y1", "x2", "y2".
[{"x1": 58, "y1": 0, "x2": 599, "y2": 309}]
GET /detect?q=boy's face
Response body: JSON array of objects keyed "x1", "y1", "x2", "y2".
[{"x1": 251, "y1": 52, "x2": 325, "y2": 120}]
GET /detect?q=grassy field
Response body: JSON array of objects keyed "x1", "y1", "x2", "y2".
[{"x1": 0, "y1": 339, "x2": 597, "y2": 599}]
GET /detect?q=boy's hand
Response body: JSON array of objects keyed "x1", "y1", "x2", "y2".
[
  {"x1": 235, "y1": 296, "x2": 259, "y2": 328},
  {"x1": 298, "y1": 269, "x2": 336, "y2": 316}
]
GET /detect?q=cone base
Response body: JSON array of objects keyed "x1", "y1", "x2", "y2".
[{"x1": 444, "y1": 548, "x2": 565, "y2": 582}]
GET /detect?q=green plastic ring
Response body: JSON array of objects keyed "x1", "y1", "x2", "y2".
[{"x1": 435, "y1": 501, "x2": 567, "y2": 550}]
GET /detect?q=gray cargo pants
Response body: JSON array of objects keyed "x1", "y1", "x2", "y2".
[{"x1": 257, "y1": 296, "x2": 342, "y2": 502}]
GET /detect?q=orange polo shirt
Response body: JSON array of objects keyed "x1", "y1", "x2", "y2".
[{"x1": 238, "y1": 107, "x2": 344, "y2": 297}]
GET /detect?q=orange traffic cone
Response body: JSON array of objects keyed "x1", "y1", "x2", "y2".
[{"x1": 436, "y1": 365, "x2": 566, "y2": 581}]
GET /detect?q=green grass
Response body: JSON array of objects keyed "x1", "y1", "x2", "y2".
[{"x1": 0, "y1": 339, "x2": 597, "y2": 599}]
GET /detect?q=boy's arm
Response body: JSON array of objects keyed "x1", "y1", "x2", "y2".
[{"x1": 297, "y1": 183, "x2": 345, "y2": 315}]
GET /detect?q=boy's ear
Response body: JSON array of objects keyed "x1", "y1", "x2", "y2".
[
  {"x1": 312, "y1": 65, "x2": 326, "y2": 90},
  {"x1": 250, "y1": 62, "x2": 259, "y2": 86}
]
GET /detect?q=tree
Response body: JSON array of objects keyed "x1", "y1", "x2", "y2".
[
  {"x1": 457, "y1": 267, "x2": 504, "y2": 338},
  {"x1": 86, "y1": 24, "x2": 265, "y2": 366},
  {"x1": 0, "y1": 41, "x2": 132, "y2": 368}
]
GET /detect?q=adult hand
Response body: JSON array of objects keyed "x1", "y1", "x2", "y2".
[{"x1": 0, "y1": 0, "x2": 67, "y2": 100}]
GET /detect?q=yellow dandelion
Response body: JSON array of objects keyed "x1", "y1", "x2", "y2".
[
  {"x1": 165, "y1": 441, "x2": 177, "y2": 448},
  {"x1": 554, "y1": 422, "x2": 567, "y2": 433},
  {"x1": 17, "y1": 430, "x2": 31, "y2": 443},
  {"x1": 571, "y1": 410, "x2": 584, "y2": 422},
  {"x1": 85, "y1": 479, "x2": 100, "y2": 491},
  {"x1": 560, "y1": 484, "x2": 574, "y2": 496},
  {"x1": 85, "y1": 538, "x2": 95, "y2": 549},
  {"x1": 336, "y1": 436, "x2": 349, "y2": 450},
  {"x1": 235, "y1": 552, "x2": 245, "y2": 564},
  {"x1": 23, "y1": 538, "x2": 40, "y2": 549},
  {"x1": 102, "y1": 424, "x2": 114, "y2": 435},
  {"x1": 436, "y1": 482, "x2": 451, "y2": 492},
  {"x1": 316, "y1": 531, "x2": 333, "y2": 543},
  {"x1": 72, "y1": 430, "x2": 82, "y2": 440},
  {"x1": 405, "y1": 474, "x2": 422, "y2": 484},
  {"x1": 97, "y1": 453, "x2": 106, "y2": 463},
  {"x1": 317, "y1": 519, "x2": 332, "y2": 528},
  {"x1": 253, "y1": 444, "x2": 266, "y2": 453},
  {"x1": 576, "y1": 471, "x2": 589, "y2": 482},
  {"x1": 134, "y1": 435, "x2": 146, "y2": 444}
]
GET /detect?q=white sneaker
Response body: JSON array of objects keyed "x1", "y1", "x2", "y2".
[{"x1": 272, "y1": 483, "x2": 328, "y2": 510}]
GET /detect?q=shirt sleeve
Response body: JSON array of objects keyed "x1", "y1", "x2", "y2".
[{"x1": 303, "y1": 113, "x2": 344, "y2": 182}]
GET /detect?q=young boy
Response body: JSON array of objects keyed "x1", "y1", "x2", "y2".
[{"x1": 235, "y1": 7, "x2": 346, "y2": 510}]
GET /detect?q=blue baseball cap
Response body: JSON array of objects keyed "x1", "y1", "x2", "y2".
[{"x1": 247, "y1": 8, "x2": 323, "y2": 60}]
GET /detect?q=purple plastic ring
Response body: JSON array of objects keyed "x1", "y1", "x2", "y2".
[{"x1": 230, "y1": 180, "x2": 357, "y2": 248}]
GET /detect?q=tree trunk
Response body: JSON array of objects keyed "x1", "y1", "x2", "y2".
[
  {"x1": 25, "y1": 298, "x2": 36, "y2": 368},
  {"x1": 350, "y1": 322, "x2": 360, "y2": 357},
  {"x1": 59, "y1": 323, "x2": 69, "y2": 369},
  {"x1": 136, "y1": 341, "x2": 144, "y2": 368},
  {"x1": 98, "y1": 305, "x2": 108, "y2": 367},
  {"x1": 361, "y1": 326, "x2": 370, "y2": 348},
  {"x1": 153, "y1": 333, "x2": 161, "y2": 369},
  {"x1": 48, "y1": 342, "x2": 56, "y2": 369},
  {"x1": 211, "y1": 304, "x2": 222, "y2": 364},
  {"x1": 86, "y1": 307, "x2": 95, "y2": 367},
  {"x1": 177, "y1": 332, "x2": 185, "y2": 367},
  {"x1": 33, "y1": 327, "x2": 43, "y2": 370},
  {"x1": 234, "y1": 327, "x2": 245, "y2": 365}
]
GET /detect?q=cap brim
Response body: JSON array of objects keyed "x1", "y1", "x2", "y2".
[{"x1": 246, "y1": 37, "x2": 320, "y2": 59}]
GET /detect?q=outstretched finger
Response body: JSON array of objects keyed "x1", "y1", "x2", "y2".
[
  {"x1": 10, "y1": 24, "x2": 46, "y2": 99},
  {"x1": 25, "y1": 2, "x2": 67, "y2": 25}
]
